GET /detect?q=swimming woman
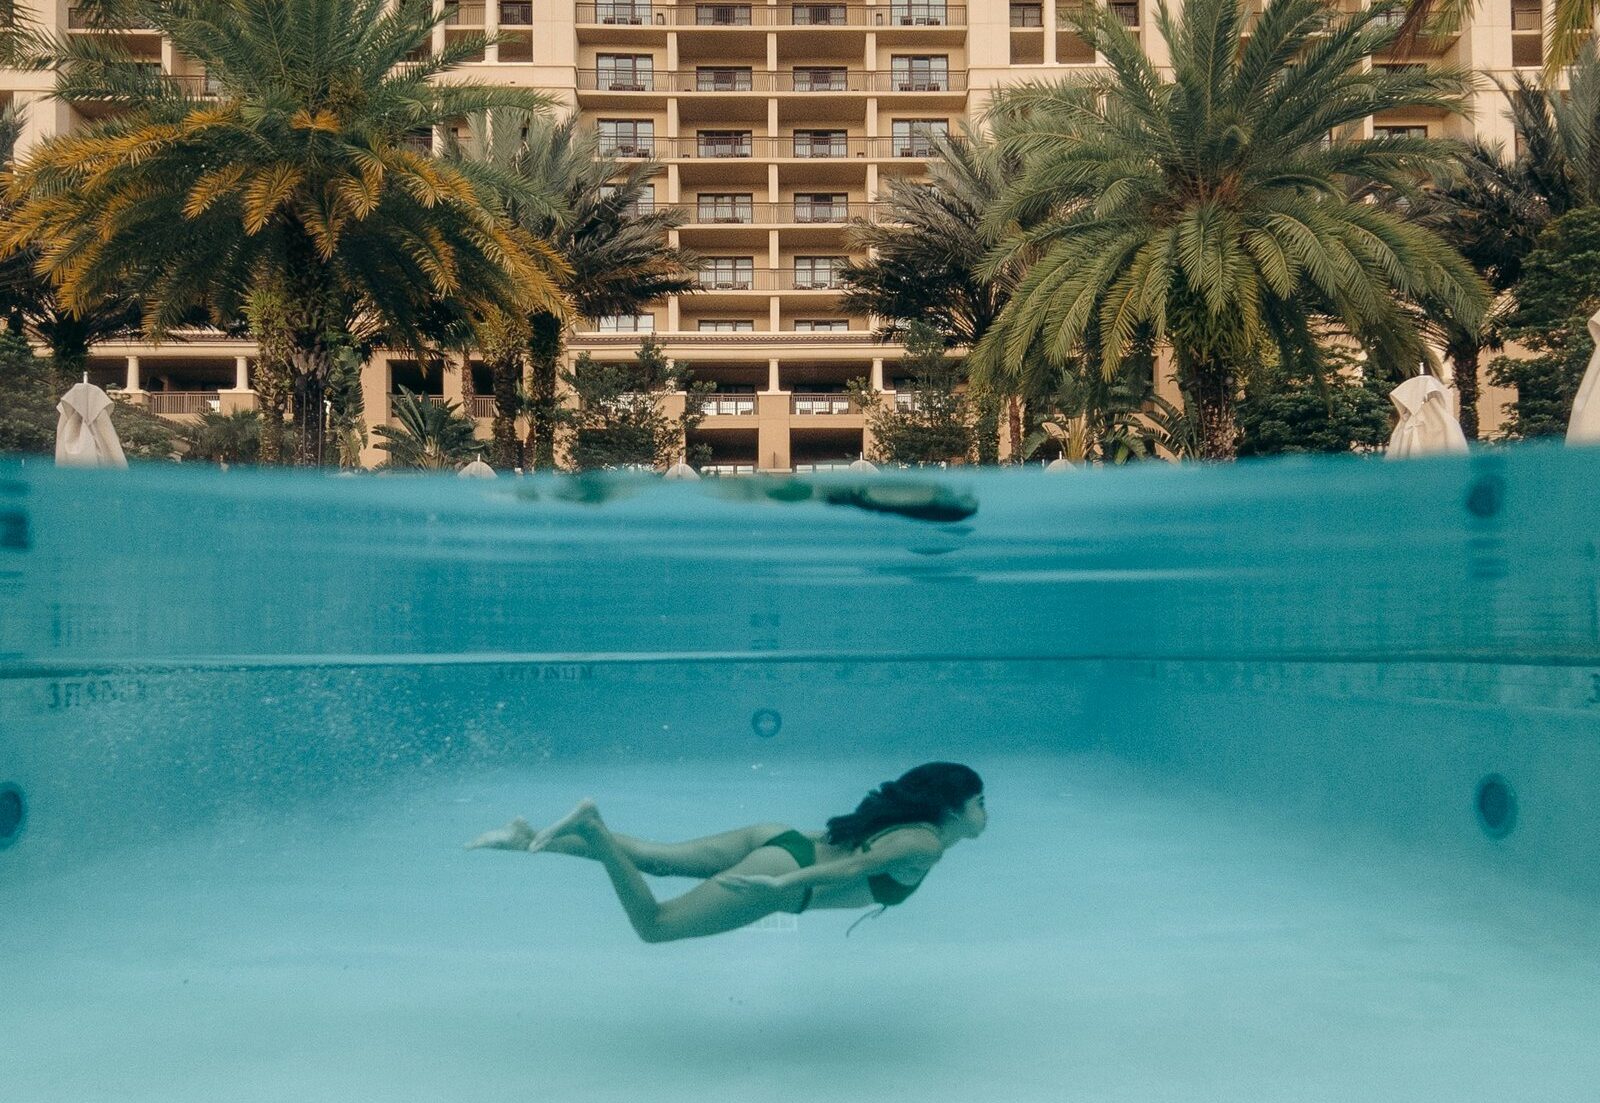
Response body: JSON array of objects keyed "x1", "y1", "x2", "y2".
[{"x1": 467, "y1": 762, "x2": 985, "y2": 942}]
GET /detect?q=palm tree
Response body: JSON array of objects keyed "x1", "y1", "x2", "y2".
[
  {"x1": 841, "y1": 124, "x2": 1035, "y2": 456},
  {"x1": 1404, "y1": 141, "x2": 1547, "y2": 438},
  {"x1": 373, "y1": 389, "x2": 479, "y2": 470},
  {"x1": 0, "y1": 0, "x2": 566, "y2": 465},
  {"x1": 449, "y1": 114, "x2": 696, "y2": 470},
  {"x1": 979, "y1": 0, "x2": 1487, "y2": 460},
  {"x1": 0, "y1": 98, "x2": 144, "y2": 371}
]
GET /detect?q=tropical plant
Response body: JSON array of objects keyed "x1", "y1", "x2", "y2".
[
  {"x1": 1021, "y1": 337, "x2": 1158, "y2": 465},
  {"x1": 373, "y1": 389, "x2": 479, "y2": 470},
  {"x1": 1236, "y1": 348, "x2": 1393, "y2": 456},
  {"x1": 1, "y1": 0, "x2": 566, "y2": 466},
  {"x1": 978, "y1": 0, "x2": 1487, "y2": 460},
  {"x1": 181, "y1": 408, "x2": 261, "y2": 465},
  {"x1": 447, "y1": 114, "x2": 696, "y2": 470},
  {"x1": 849, "y1": 322, "x2": 976, "y2": 466},
  {"x1": 1488, "y1": 206, "x2": 1600, "y2": 439},
  {"x1": 563, "y1": 337, "x2": 707, "y2": 471}
]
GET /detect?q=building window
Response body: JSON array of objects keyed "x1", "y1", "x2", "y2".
[
  {"x1": 597, "y1": 54, "x2": 654, "y2": 91},
  {"x1": 792, "y1": 4, "x2": 847, "y2": 26},
  {"x1": 892, "y1": 119, "x2": 949, "y2": 157},
  {"x1": 501, "y1": 1, "x2": 534, "y2": 25},
  {"x1": 1010, "y1": 3, "x2": 1043, "y2": 26},
  {"x1": 596, "y1": 314, "x2": 655, "y2": 332},
  {"x1": 699, "y1": 257, "x2": 756, "y2": 289},
  {"x1": 1110, "y1": 1, "x2": 1140, "y2": 26},
  {"x1": 1511, "y1": 0, "x2": 1543, "y2": 67},
  {"x1": 598, "y1": 120, "x2": 654, "y2": 157},
  {"x1": 698, "y1": 193, "x2": 755, "y2": 223},
  {"x1": 792, "y1": 256, "x2": 846, "y2": 289},
  {"x1": 698, "y1": 66, "x2": 754, "y2": 91},
  {"x1": 793, "y1": 193, "x2": 849, "y2": 222},
  {"x1": 1375, "y1": 125, "x2": 1428, "y2": 139},
  {"x1": 697, "y1": 4, "x2": 754, "y2": 25},
  {"x1": 795, "y1": 319, "x2": 849, "y2": 332},
  {"x1": 698, "y1": 320, "x2": 756, "y2": 332},
  {"x1": 891, "y1": 56, "x2": 949, "y2": 91},
  {"x1": 794, "y1": 129, "x2": 848, "y2": 158},
  {"x1": 793, "y1": 66, "x2": 848, "y2": 91},
  {"x1": 697, "y1": 129, "x2": 754, "y2": 157}
]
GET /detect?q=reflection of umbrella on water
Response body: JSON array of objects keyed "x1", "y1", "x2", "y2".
[
  {"x1": 56, "y1": 379, "x2": 128, "y2": 469},
  {"x1": 1385, "y1": 374, "x2": 1468, "y2": 459}
]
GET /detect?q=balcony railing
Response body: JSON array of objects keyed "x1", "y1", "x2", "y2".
[
  {"x1": 791, "y1": 393, "x2": 858, "y2": 415},
  {"x1": 692, "y1": 268, "x2": 853, "y2": 291},
  {"x1": 147, "y1": 392, "x2": 221, "y2": 416},
  {"x1": 674, "y1": 201, "x2": 880, "y2": 224},
  {"x1": 501, "y1": 2, "x2": 534, "y2": 24},
  {"x1": 469, "y1": 395, "x2": 498, "y2": 419},
  {"x1": 575, "y1": 4, "x2": 967, "y2": 27},
  {"x1": 577, "y1": 69, "x2": 967, "y2": 93},
  {"x1": 696, "y1": 395, "x2": 759, "y2": 415},
  {"x1": 652, "y1": 136, "x2": 942, "y2": 159}
]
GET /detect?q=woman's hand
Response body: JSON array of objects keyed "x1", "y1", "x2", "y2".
[{"x1": 716, "y1": 873, "x2": 786, "y2": 893}]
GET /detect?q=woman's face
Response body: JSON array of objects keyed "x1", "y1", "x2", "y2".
[{"x1": 954, "y1": 792, "x2": 987, "y2": 838}]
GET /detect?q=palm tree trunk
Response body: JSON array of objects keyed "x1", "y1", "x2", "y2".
[
  {"x1": 489, "y1": 350, "x2": 522, "y2": 469},
  {"x1": 1007, "y1": 396, "x2": 1024, "y2": 464},
  {"x1": 1451, "y1": 341, "x2": 1481, "y2": 441},
  {"x1": 525, "y1": 311, "x2": 563, "y2": 471},
  {"x1": 290, "y1": 346, "x2": 331, "y2": 467},
  {"x1": 1189, "y1": 360, "x2": 1240, "y2": 461}
]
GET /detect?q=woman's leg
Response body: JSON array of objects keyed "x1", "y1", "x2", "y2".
[
  {"x1": 471, "y1": 811, "x2": 788, "y2": 878},
  {"x1": 549, "y1": 800, "x2": 795, "y2": 942}
]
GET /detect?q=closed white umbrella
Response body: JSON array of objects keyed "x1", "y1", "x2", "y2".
[
  {"x1": 458, "y1": 454, "x2": 496, "y2": 479},
  {"x1": 1567, "y1": 308, "x2": 1600, "y2": 444},
  {"x1": 663, "y1": 460, "x2": 699, "y2": 480},
  {"x1": 55, "y1": 380, "x2": 128, "y2": 469},
  {"x1": 1386, "y1": 374, "x2": 1468, "y2": 459},
  {"x1": 1044, "y1": 456, "x2": 1077, "y2": 472}
]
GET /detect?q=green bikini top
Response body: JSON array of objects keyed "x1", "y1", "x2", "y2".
[{"x1": 860, "y1": 823, "x2": 941, "y2": 907}]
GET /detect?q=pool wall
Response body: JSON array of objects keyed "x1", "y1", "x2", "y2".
[{"x1": 2, "y1": 450, "x2": 1598, "y2": 897}]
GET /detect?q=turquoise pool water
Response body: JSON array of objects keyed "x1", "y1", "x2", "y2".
[{"x1": 1, "y1": 451, "x2": 1598, "y2": 1101}]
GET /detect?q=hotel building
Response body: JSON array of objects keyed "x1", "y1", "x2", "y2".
[{"x1": 0, "y1": 1, "x2": 1543, "y2": 464}]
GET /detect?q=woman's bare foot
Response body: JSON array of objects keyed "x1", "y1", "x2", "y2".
[
  {"x1": 465, "y1": 816, "x2": 537, "y2": 851},
  {"x1": 526, "y1": 798, "x2": 601, "y2": 854}
]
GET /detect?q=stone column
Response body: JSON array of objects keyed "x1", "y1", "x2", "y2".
[
  {"x1": 484, "y1": 0, "x2": 499, "y2": 64},
  {"x1": 232, "y1": 356, "x2": 250, "y2": 391},
  {"x1": 124, "y1": 356, "x2": 143, "y2": 393}
]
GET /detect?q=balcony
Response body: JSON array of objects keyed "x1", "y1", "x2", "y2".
[
  {"x1": 677, "y1": 201, "x2": 878, "y2": 225},
  {"x1": 445, "y1": 2, "x2": 487, "y2": 25},
  {"x1": 500, "y1": 1, "x2": 534, "y2": 24},
  {"x1": 654, "y1": 136, "x2": 938, "y2": 159},
  {"x1": 147, "y1": 392, "x2": 222, "y2": 416},
  {"x1": 469, "y1": 396, "x2": 498, "y2": 419},
  {"x1": 574, "y1": 4, "x2": 967, "y2": 27},
  {"x1": 696, "y1": 395, "x2": 759, "y2": 415},
  {"x1": 67, "y1": 7, "x2": 157, "y2": 29},
  {"x1": 791, "y1": 393, "x2": 858, "y2": 415},
  {"x1": 576, "y1": 69, "x2": 967, "y2": 94}
]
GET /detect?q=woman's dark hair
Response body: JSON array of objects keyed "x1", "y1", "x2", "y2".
[{"x1": 825, "y1": 762, "x2": 983, "y2": 850}]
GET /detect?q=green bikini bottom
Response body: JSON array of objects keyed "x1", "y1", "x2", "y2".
[{"x1": 759, "y1": 829, "x2": 816, "y2": 914}]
